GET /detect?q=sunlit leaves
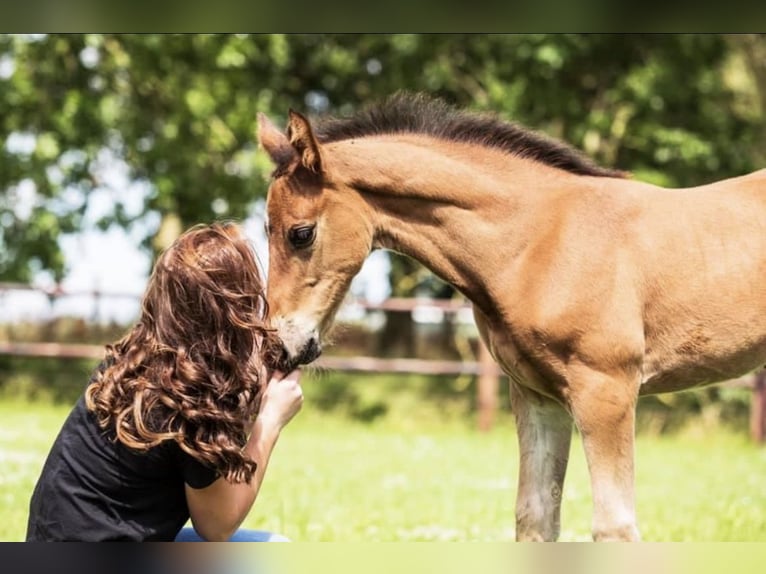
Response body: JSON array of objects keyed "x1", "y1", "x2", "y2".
[{"x1": 0, "y1": 33, "x2": 764, "y2": 286}]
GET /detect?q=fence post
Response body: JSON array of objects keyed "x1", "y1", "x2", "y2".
[
  {"x1": 751, "y1": 371, "x2": 766, "y2": 444},
  {"x1": 477, "y1": 339, "x2": 499, "y2": 432}
]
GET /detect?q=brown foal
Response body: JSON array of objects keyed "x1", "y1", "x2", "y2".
[{"x1": 258, "y1": 93, "x2": 766, "y2": 541}]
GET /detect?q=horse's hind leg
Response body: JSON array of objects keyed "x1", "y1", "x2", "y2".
[
  {"x1": 511, "y1": 382, "x2": 573, "y2": 541},
  {"x1": 567, "y1": 365, "x2": 641, "y2": 541}
]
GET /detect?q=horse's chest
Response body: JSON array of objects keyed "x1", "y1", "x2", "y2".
[{"x1": 482, "y1": 325, "x2": 566, "y2": 401}]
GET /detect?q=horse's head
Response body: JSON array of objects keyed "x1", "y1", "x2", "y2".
[{"x1": 257, "y1": 110, "x2": 373, "y2": 371}]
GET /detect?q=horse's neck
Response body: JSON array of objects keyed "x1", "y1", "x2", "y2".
[{"x1": 329, "y1": 136, "x2": 571, "y2": 315}]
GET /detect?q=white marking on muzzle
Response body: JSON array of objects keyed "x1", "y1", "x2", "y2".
[{"x1": 272, "y1": 314, "x2": 319, "y2": 360}]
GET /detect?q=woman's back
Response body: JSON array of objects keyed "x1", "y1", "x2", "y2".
[{"x1": 26, "y1": 366, "x2": 217, "y2": 541}]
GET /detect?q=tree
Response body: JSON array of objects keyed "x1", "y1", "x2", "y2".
[
  {"x1": 1, "y1": 34, "x2": 762, "y2": 291},
  {"x1": 729, "y1": 34, "x2": 766, "y2": 167}
]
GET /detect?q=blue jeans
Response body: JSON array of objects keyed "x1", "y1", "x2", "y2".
[{"x1": 174, "y1": 527, "x2": 290, "y2": 542}]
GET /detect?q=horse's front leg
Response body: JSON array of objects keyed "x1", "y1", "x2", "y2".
[
  {"x1": 510, "y1": 382, "x2": 573, "y2": 541},
  {"x1": 567, "y1": 365, "x2": 641, "y2": 541}
]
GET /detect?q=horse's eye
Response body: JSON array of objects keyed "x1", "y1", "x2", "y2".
[{"x1": 288, "y1": 225, "x2": 316, "y2": 249}]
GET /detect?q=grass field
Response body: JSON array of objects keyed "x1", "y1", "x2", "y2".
[{"x1": 2, "y1": 388, "x2": 766, "y2": 542}]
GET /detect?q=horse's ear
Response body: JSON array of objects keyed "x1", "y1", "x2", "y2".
[
  {"x1": 257, "y1": 112, "x2": 297, "y2": 169},
  {"x1": 287, "y1": 109, "x2": 323, "y2": 174}
]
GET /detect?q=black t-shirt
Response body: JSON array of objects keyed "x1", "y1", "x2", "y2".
[{"x1": 26, "y1": 369, "x2": 219, "y2": 542}]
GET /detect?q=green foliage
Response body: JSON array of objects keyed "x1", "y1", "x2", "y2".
[
  {"x1": 0, "y1": 355, "x2": 95, "y2": 403},
  {"x1": 1, "y1": 34, "x2": 764, "y2": 286}
]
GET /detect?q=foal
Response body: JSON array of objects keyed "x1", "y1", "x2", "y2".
[{"x1": 257, "y1": 93, "x2": 766, "y2": 541}]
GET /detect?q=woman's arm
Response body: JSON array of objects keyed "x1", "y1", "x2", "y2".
[{"x1": 184, "y1": 370, "x2": 303, "y2": 541}]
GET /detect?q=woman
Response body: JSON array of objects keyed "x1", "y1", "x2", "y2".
[{"x1": 26, "y1": 222, "x2": 303, "y2": 542}]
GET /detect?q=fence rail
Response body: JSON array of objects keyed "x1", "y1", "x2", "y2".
[
  {"x1": 0, "y1": 282, "x2": 143, "y2": 300},
  {"x1": 0, "y1": 283, "x2": 502, "y2": 430},
  {"x1": 0, "y1": 341, "x2": 104, "y2": 360},
  {"x1": 0, "y1": 342, "x2": 503, "y2": 433},
  {"x1": 0, "y1": 283, "x2": 482, "y2": 312},
  {"x1": 0, "y1": 341, "x2": 502, "y2": 376}
]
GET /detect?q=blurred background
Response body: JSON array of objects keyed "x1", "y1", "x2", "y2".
[{"x1": 2, "y1": 34, "x2": 766, "y2": 541}]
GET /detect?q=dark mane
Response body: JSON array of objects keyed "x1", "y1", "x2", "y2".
[{"x1": 315, "y1": 92, "x2": 625, "y2": 178}]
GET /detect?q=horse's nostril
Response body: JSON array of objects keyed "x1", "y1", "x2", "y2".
[
  {"x1": 298, "y1": 337, "x2": 322, "y2": 365},
  {"x1": 279, "y1": 346, "x2": 290, "y2": 365}
]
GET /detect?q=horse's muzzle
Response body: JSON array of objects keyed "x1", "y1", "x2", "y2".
[
  {"x1": 274, "y1": 336, "x2": 322, "y2": 372},
  {"x1": 296, "y1": 336, "x2": 322, "y2": 366}
]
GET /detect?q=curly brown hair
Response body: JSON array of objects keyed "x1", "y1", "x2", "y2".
[{"x1": 85, "y1": 222, "x2": 281, "y2": 483}]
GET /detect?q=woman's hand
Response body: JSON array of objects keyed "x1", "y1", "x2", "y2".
[{"x1": 257, "y1": 370, "x2": 304, "y2": 432}]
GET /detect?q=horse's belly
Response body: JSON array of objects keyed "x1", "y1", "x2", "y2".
[{"x1": 640, "y1": 335, "x2": 766, "y2": 395}]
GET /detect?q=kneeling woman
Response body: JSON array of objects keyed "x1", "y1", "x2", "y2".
[{"x1": 26, "y1": 223, "x2": 303, "y2": 542}]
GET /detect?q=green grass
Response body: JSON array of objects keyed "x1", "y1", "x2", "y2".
[{"x1": 2, "y1": 392, "x2": 766, "y2": 542}]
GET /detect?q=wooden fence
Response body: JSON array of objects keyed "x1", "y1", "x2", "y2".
[
  {"x1": 0, "y1": 284, "x2": 503, "y2": 431},
  {"x1": 2, "y1": 282, "x2": 765, "y2": 440},
  {"x1": 0, "y1": 340, "x2": 503, "y2": 431}
]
